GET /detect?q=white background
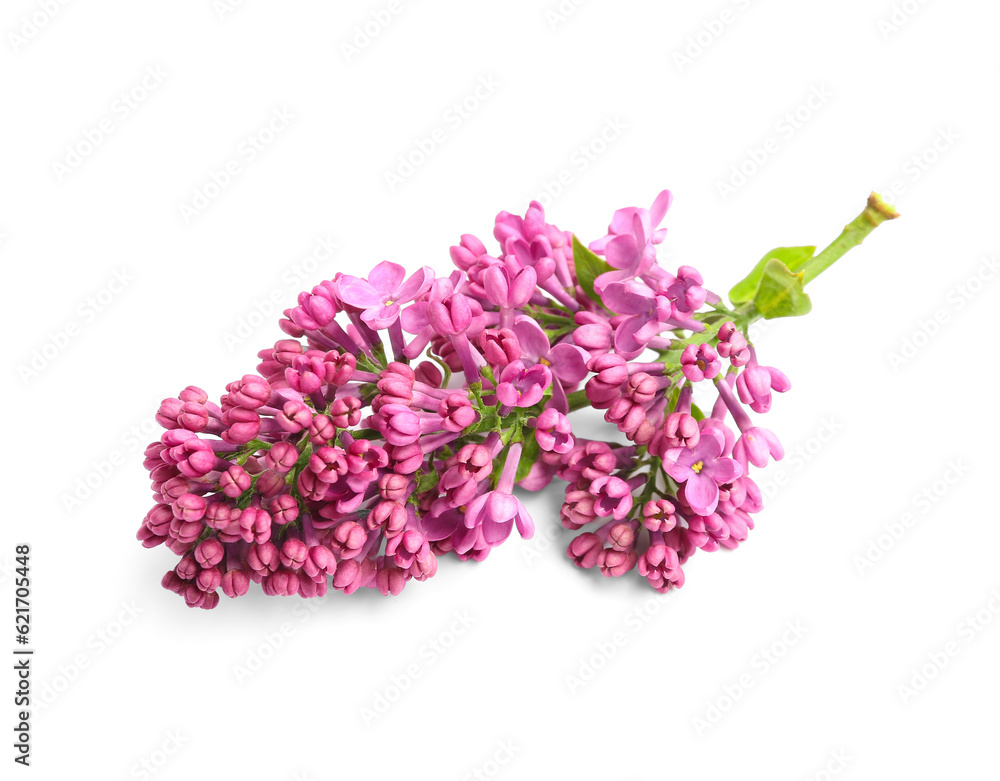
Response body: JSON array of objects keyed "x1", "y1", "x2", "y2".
[{"x1": 3, "y1": 0, "x2": 998, "y2": 778}]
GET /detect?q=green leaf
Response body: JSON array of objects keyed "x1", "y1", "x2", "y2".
[
  {"x1": 356, "y1": 352, "x2": 380, "y2": 375},
  {"x1": 728, "y1": 246, "x2": 815, "y2": 306},
  {"x1": 690, "y1": 403, "x2": 706, "y2": 421},
  {"x1": 478, "y1": 366, "x2": 496, "y2": 385},
  {"x1": 465, "y1": 413, "x2": 498, "y2": 435},
  {"x1": 752, "y1": 259, "x2": 813, "y2": 320},
  {"x1": 515, "y1": 430, "x2": 541, "y2": 484},
  {"x1": 415, "y1": 470, "x2": 440, "y2": 493},
  {"x1": 572, "y1": 234, "x2": 613, "y2": 306}
]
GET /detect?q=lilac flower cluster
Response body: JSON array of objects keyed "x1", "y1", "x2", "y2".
[{"x1": 140, "y1": 189, "x2": 897, "y2": 607}]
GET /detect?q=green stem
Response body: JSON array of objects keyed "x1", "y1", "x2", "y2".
[
  {"x1": 566, "y1": 390, "x2": 590, "y2": 413},
  {"x1": 428, "y1": 352, "x2": 452, "y2": 389},
  {"x1": 801, "y1": 192, "x2": 899, "y2": 285},
  {"x1": 636, "y1": 458, "x2": 662, "y2": 506},
  {"x1": 235, "y1": 439, "x2": 272, "y2": 465}
]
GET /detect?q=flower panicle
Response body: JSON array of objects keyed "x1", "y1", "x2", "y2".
[{"x1": 140, "y1": 189, "x2": 893, "y2": 606}]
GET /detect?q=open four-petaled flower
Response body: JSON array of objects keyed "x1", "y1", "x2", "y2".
[
  {"x1": 337, "y1": 261, "x2": 433, "y2": 329},
  {"x1": 662, "y1": 428, "x2": 743, "y2": 516}
]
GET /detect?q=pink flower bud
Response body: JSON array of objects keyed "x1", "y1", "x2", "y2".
[
  {"x1": 255, "y1": 470, "x2": 285, "y2": 498},
  {"x1": 221, "y1": 406, "x2": 262, "y2": 445},
  {"x1": 240, "y1": 507, "x2": 272, "y2": 544},
  {"x1": 378, "y1": 473, "x2": 410, "y2": 502},
  {"x1": 413, "y1": 361, "x2": 443, "y2": 388},
  {"x1": 533, "y1": 408, "x2": 574, "y2": 454},
  {"x1": 219, "y1": 464, "x2": 251, "y2": 498},
  {"x1": 332, "y1": 521, "x2": 368, "y2": 559},
  {"x1": 608, "y1": 523, "x2": 636, "y2": 551},
  {"x1": 308, "y1": 446, "x2": 349, "y2": 484},
  {"x1": 333, "y1": 557, "x2": 375, "y2": 595},
  {"x1": 221, "y1": 568, "x2": 251, "y2": 598},
  {"x1": 567, "y1": 532, "x2": 603, "y2": 568},
  {"x1": 265, "y1": 441, "x2": 299, "y2": 474},
  {"x1": 308, "y1": 414, "x2": 336, "y2": 445},
  {"x1": 642, "y1": 499, "x2": 677, "y2": 532},
  {"x1": 597, "y1": 547, "x2": 637, "y2": 577},
  {"x1": 269, "y1": 493, "x2": 299, "y2": 525},
  {"x1": 375, "y1": 560, "x2": 408, "y2": 596},
  {"x1": 173, "y1": 493, "x2": 207, "y2": 522},
  {"x1": 280, "y1": 538, "x2": 309, "y2": 569},
  {"x1": 478, "y1": 328, "x2": 521, "y2": 367},
  {"x1": 680, "y1": 343, "x2": 721, "y2": 382},
  {"x1": 369, "y1": 500, "x2": 408, "y2": 536},
  {"x1": 178, "y1": 386, "x2": 208, "y2": 404},
  {"x1": 328, "y1": 396, "x2": 362, "y2": 428},
  {"x1": 248, "y1": 541, "x2": 280, "y2": 574},
  {"x1": 194, "y1": 537, "x2": 225, "y2": 568},
  {"x1": 226, "y1": 375, "x2": 271, "y2": 409},
  {"x1": 277, "y1": 400, "x2": 313, "y2": 433},
  {"x1": 428, "y1": 294, "x2": 473, "y2": 335},
  {"x1": 196, "y1": 567, "x2": 222, "y2": 592},
  {"x1": 438, "y1": 393, "x2": 477, "y2": 432}
]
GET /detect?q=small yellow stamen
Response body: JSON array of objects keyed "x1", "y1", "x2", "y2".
[
  {"x1": 540, "y1": 356, "x2": 551, "y2": 366},
  {"x1": 691, "y1": 460, "x2": 704, "y2": 474}
]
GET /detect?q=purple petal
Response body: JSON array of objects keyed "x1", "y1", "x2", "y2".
[
  {"x1": 704, "y1": 455, "x2": 743, "y2": 484},
  {"x1": 482, "y1": 518, "x2": 514, "y2": 545},
  {"x1": 522, "y1": 364, "x2": 553, "y2": 390},
  {"x1": 632, "y1": 318, "x2": 663, "y2": 345},
  {"x1": 483, "y1": 265, "x2": 510, "y2": 306},
  {"x1": 601, "y1": 281, "x2": 653, "y2": 316},
  {"x1": 400, "y1": 302, "x2": 429, "y2": 333},
  {"x1": 548, "y1": 378, "x2": 569, "y2": 414},
  {"x1": 762, "y1": 428, "x2": 785, "y2": 460},
  {"x1": 548, "y1": 343, "x2": 589, "y2": 384},
  {"x1": 509, "y1": 266, "x2": 538, "y2": 307},
  {"x1": 495, "y1": 384, "x2": 519, "y2": 407},
  {"x1": 649, "y1": 190, "x2": 673, "y2": 228},
  {"x1": 692, "y1": 428, "x2": 725, "y2": 461},
  {"x1": 393, "y1": 266, "x2": 434, "y2": 303},
  {"x1": 745, "y1": 366, "x2": 772, "y2": 397},
  {"x1": 593, "y1": 268, "x2": 631, "y2": 293},
  {"x1": 608, "y1": 206, "x2": 639, "y2": 236},
  {"x1": 631, "y1": 211, "x2": 647, "y2": 248},
  {"x1": 336, "y1": 277, "x2": 384, "y2": 308},
  {"x1": 512, "y1": 318, "x2": 551, "y2": 363},
  {"x1": 463, "y1": 493, "x2": 489, "y2": 529},
  {"x1": 662, "y1": 447, "x2": 695, "y2": 482},
  {"x1": 421, "y1": 512, "x2": 460, "y2": 541},
  {"x1": 701, "y1": 418, "x2": 736, "y2": 455},
  {"x1": 589, "y1": 235, "x2": 612, "y2": 254},
  {"x1": 613, "y1": 316, "x2": 647, "y2": 355},
  {"x1": 518, "y1": 388, "x2": 545, "y2": 408},
  {"x1": 452, "y1": 525, "x2": 481, "y2": 555},
  {"x1": 734, "y1": 435, "x2": 765, "y2": 469},
  {"x1": 508, "y1": 239, "x2": 533, "y2": 270},
  {"x1": 367, "y1": 261, "x2": 406, "y2": 297},
  {"x1": 604, "y1": 234, "x2": 640, "y2": 272},
  {"x1": 514, "y1": 504, "x2": 534, "y2": 539},
  {"x1": 486, "y1": 491, "x2": 518, "y2": 523},
  {"x1": 360, "y1": 303, "x2": 400, "y2": 330},
  {"x1": 685, "y1": 474, "x2": 719, "y2": 516},
  {"x1": 767, "y1": 367, "x2": 791, "y2": 393}
]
